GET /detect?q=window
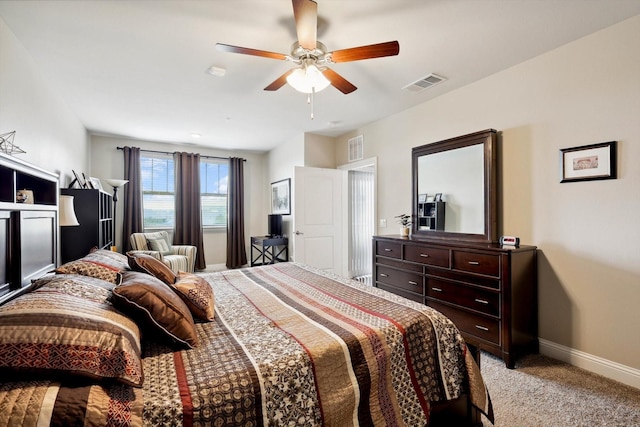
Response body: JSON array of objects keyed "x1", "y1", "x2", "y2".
[
  {"x1": 142, "y1": 155, "x2": 174, "y2": 228},
  {"x1": 141, "y1": 154, "x2": 228, "y2": 229},
  {"x1": 200, "y1": 160, "x2": 228, "y2": 227}
]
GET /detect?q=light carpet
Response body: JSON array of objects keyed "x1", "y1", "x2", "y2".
[{"x1": 480, "y1": 351, "x2": 640, "y2": 426}]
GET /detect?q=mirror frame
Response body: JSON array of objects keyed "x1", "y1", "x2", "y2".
[{"x1": 411, "y1": 129, "x2": 498, "y2": 244}]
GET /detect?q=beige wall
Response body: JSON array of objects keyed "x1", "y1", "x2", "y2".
[
  {"x1": 0, "y1": 17, "x2": 88, "y2": 185},
  {"x1": 335, "y1": 16, "x2": 640, "y2": 372},
  {"x1": 304, "y1": 133, "x2": 337, "y2": 168},
  {"x1": 90, "y1": 135, "x2": 267, "y2": 266}
]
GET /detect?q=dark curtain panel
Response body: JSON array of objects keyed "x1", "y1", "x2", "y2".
[
  {"x1": 173, "y1": 152, "x2": 206, "y2": 270},
  {"x1": 226, "y1": 157, "x2": 247, "y2": 269},
  {"x1": 122, "y1": 146, "x2": 143, "y2": 252}
]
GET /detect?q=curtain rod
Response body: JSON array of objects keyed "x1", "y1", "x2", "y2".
[{"x1": 116, "y1": 146, "x2": 246, "y2": 161}]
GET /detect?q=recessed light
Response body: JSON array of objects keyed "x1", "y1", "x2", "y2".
[
  {"x1": 190, "y1": 133, "x2": 201, "y2": 138},
  {"x1": 206, "y1": 66, "x2": 226, "y2": 77}
]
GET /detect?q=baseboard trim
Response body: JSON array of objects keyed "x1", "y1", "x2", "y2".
[{"x1": 539, "y1": 338, "x2": 640, "y2": 390}]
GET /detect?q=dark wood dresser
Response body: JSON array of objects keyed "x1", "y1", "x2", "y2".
[{"x1": 373, "y1": 235, "x2": 537, "y2": 368}]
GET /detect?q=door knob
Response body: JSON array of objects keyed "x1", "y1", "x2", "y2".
[{"x1": 295, "y1": 231, "x2": 304, "y2": 235}]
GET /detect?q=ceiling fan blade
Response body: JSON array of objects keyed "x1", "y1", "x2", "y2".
[
  {"x1": 292, "y1": 0, "x2": 317, "y2": 50},
  {"x1": 216, "y1": 43, "x2": 287, "y2": 61},
  {"x1": 264, "y1": 70, "x2": 293, "y2": 91},
  {"x1": 330, "y1": 41, "x2": 400, "y2": 63},
  {"x1": 322, "y1": 68, "x2": 357, "y2": 94}
]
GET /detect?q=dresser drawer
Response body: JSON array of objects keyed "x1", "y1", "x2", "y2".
[
  {"x1": 404, "y1": 244, "x2": 449, "y2": 268},
  {"x1": 377, "y1": 283, "x2": 423, "y2": 303},
  {"x1": 426, "y1": 278, "x2": 499, "y2": 317},
  {"x1": 376, "y1": 240, "x2": 402, "y2": 259},
  {"x1": 376, "y1": 257, "x2": 423, "y2": 273},
  {"x1": 376, "y1": 265, "x2": 423, "y2": 294},
  {"x1": 452, "y1": 251, "x2": 500, "y2": 277},
  {"x1": 429, "y1": 301, "x2": 500, "y2": 345}
]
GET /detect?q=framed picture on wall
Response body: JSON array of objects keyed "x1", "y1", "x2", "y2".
[
  {"x1": 271, "y1": 178, "x2": 291, "y2": 215},
  {"x1": 560, "y1": 141, "x2": 617, "y2": 183}
]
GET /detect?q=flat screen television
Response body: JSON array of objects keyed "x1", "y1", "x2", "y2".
[{"x1": 268, "y1": 214, "x2": 282, "y2": 237}]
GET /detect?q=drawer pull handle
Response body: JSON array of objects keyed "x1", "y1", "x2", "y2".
[
  {"x1": 380, "y1": 273, "x2": 389, "y2": 278},
  {"x1": 408, "y1": 281, "x2": 418, "y2": 285},
  {"x1": 475, "y1": 298, "x2": 489, "y2": 305},
  {"x1": 475, "y1": 325, "x2": 489, "y2": 331},
  {"x1": 431, "y1": 287, "x2": 443, "y2": 292},
  {"x1": 419, "y1": 253, "x2": 430, "y2": 258},
  {"x1": 468, "y1": 261, "x2": 480, "y2": 265},
  {"x1": 384, "y1": 248, "x2": 393, "y2": 252}
]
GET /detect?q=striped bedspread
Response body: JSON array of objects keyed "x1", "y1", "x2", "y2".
[{"x1": 0, "y1": 263, "x2": 492, "y2": 426}]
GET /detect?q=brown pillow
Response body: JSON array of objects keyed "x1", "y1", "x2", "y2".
[
  {"x1": 0, "y1": 276, "x2": 143, "y2": 387},
  {"x1": 112, "y1": 271, "x2": 198, "y2": 348},
  {"x1": 127, "y1": 252, "x2": 177, "y2": 285},
  {"x1": 172, "y1": 272, "x2": 215, "y2": 321}
]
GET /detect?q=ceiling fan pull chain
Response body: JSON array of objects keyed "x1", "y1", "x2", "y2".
[{"x1": 309, "y1": 88, "x2": 315, "y2": 120}]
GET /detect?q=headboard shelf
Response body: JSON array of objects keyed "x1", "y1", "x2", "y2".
[{"x1": 0, "y1": 153, "x2": 59, "y2": 305}]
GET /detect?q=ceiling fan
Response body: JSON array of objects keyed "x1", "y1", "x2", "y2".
[{"x1": 216, "y1": 0, "x2": 400, "y2": 95}]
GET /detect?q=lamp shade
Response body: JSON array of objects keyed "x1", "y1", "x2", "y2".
[
  {"x1": 59, "y1": 195, "x2": 79, "y2": 226},
  {"x1": 104, "y1": 178, "x2": 129, "y2": 188},
  {"x1": 286, "y1": 64, "x2": 330, "y2": 93}
]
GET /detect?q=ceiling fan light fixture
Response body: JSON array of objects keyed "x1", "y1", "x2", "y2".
[{"x1": 286, "y1": 63, "x2": 330, "y2": 93}]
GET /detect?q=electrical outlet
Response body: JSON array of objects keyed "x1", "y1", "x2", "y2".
[{"x1": 379, "y1": 219, "x2": 387, "y2": 228}]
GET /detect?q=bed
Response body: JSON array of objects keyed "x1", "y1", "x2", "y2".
[{"x1": 0, "y1": 246, "x2": 493, "y2": 426}]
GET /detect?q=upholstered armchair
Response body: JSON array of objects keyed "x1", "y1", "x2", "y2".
[{"x1": 129, "y1": 231, "x2": 197, "y2": 273}]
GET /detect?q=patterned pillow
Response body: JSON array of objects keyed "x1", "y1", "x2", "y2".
[
  {"x1": 127, "y1": 252, "x2": 177, "y2": 285},
  {"x1": 112, "y1": 271, "x2": 198, "y2": 348},
  {"x1": 172, "y1": 272, "x2": 215, "y2": 321},
  {"x1": 55, "y1": 259, "x2": 122, "y2": 284},
  {"x1": 147, "y1": 237, "x2": 172, "y2": 255},
  {"x1": 0, "y1": 276, "x2": 143, "y2": 387},
  {"x1": 31, "y1": 273, "x2": 115, "y2": 303},
  {"x1": 87, "y1": 248, "x2": 131, "y2": 271}
]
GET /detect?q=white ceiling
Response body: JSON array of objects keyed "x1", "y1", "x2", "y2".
[{"x1": 1, "y1": 1, "x2": 639, "y2": 152}]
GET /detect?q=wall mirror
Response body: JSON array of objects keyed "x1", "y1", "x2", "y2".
[{"x1": 412, "y1": 129, "x2": 498, "y2": 243}]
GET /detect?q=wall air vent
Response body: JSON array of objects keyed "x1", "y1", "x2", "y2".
[
  {"x1": 348, "y1": 135, "x2": 364, "y2": 162},
  {"x1": 403, "y1": 73, "x2": 446, "y2": 93}
]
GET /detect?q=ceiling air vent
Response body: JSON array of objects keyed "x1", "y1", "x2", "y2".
[
  {"x1": 348, "y1": 135, "x2": 364, "y2": 162},
  {"x1": 403, "y1": 73, "x2": 446, "y2": 93}
]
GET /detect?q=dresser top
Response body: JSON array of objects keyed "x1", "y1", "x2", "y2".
[{"x1": 374, "y1": 234, "x2": 537, "y2": 253}]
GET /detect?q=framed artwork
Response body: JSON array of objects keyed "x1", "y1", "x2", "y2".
[
  {"x1": 434, "y1": 193, "x2": 443, "y2": 202},
  {"x1": 71, "y1": 170, "x2": 87, "y2": 188},
  {"x1": 89, "y1": 177, "x2": 103, "y2": 191},
  {"x1": 560, "y1": 141, "x2": 617, "y2": 183},
  {"x1": 418, "y1": 194, "x2": 427, "y2": 203},
  {"x1": 271, "y1": 178, "x2": 291, "y2": 215}
]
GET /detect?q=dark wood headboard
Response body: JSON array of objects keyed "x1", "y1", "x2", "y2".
[{"x1": 0, "y1": 153, "x2": 59, "y2": 305}]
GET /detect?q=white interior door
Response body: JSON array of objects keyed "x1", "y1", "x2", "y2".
[{"x1": 293, "y1": 166, "x2": 347, "y2": 277}]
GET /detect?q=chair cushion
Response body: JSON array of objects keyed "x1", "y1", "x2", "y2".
[
  {"x1": 111, "y1": 271, "x2": 198, "y2": 348},
  {"x1": 147, "y1": 237, "x2": 172, "y2": 255}
]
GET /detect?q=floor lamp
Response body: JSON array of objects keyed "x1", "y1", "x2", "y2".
[{"x1": 105, "y1": 179, "x2": 128, "y2": 252}]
